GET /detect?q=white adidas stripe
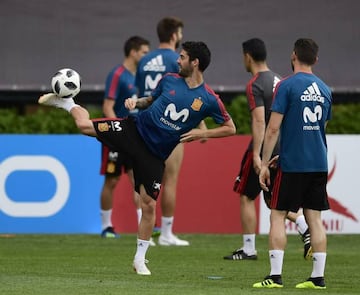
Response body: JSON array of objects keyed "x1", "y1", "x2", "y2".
[
  {"x1": 146, "y1": 55, "x2": 164, "y2": 66},
  {"x1": 303, "y1": 82, "x2": 321, "y2": 96},
  {"x1": 312, "y1": 82, "x2": 321, "y2": 95}
]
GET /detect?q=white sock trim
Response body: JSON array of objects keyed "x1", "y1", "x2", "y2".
[
  {"x1": 67, "y1": 103, "x2": 80, "y2": 113},
  {"x1": 296, "y1": 215, "x2": 308, "y2": 235},
  {"x1": 161, "y1": 216, "x2": 174, "y2": 237}
]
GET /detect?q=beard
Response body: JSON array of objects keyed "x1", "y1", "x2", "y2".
[
  {"x1": 290, "y1": 56, "x2": 296, "y2": 72},
  {"x1": 179, "y1": 69, "x2": 188, "y2": 77},
  {"x1": 179, "y1": 66, "x2": 192, "y2": 78}
]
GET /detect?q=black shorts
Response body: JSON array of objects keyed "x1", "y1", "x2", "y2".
[
  {"x1": 271, "y1": 170, "x2": 330, "y2": 212},
  {"x1": 93, "y1": 117, "x2": 165, "y2": 200},
  {"x1": 100, "y1": 144, "x2": 133, "y2": 176},
  {"x1": 233, "y1": 149, "x2": 275, "y2": 204}
]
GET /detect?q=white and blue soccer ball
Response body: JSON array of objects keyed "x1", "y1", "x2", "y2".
[{"x1": 51, "y1": 68, "x2": 81, "y2": 98}]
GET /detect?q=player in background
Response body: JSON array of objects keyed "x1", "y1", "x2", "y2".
[
  {"x1": 38, "y1": 41, "x2": 236, "y2": 276},
  {"x1": 223, "y1": 38, "x2": 311, "y2": 260},
  {"x1": 100, "y1": 36, "x2": 150, "y2": 238},
  {"x1": 136, "y1": 17, "x2": 206, "y2": 246},
  {"x1": 254, "y1": 38, "x2": 331, "y2": 289}
]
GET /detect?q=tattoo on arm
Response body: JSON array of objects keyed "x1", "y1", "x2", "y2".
[{"x1": 136, "y1": 97, "x2": 153, "y2": 109}]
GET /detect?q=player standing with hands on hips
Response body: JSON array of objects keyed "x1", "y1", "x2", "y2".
[
  {"x1": 253, "y1": 38, "x2": 331, "y2": 289},
  {"x1": 38, "y1": 41, "x2": 236, "y2": 276}
]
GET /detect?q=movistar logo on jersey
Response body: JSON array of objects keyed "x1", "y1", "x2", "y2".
[
  {"x1": 303, "y1": 105, "x2": 322, "y2": 123},
  {"x1": 160, "y1": 103, "x2": 190, "y2": 130},
  {"x1": 108, "y1": 151, "x2": 118, "y2": 161},
  {"x1": 164, "y1": 103, "x2": 189, "y2": 122},
  {"x1": 145, "y1": 73, "x2": 162, "y2": 93},
  {"x1": 301, "y1": 82, "x2": 324, "y2": 131},
  {"x1": 300, "y1": 82, "x2": 325, "y2": 103},
  {"x1": 143, "y1": 55, "x2": 166, "y2": 72}
]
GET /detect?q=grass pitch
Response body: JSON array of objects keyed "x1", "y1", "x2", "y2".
[{"x1": 0, "y1": 234, "x2": 358, "y2": 294}]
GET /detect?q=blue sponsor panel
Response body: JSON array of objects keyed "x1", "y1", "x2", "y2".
[{"x1": 0, "y1": 135, "x2": 103, "y2": 233}]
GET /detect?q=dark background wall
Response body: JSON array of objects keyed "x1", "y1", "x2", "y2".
[{"x1": 1, "y1": 0, "x2": 359, "y2": 94}]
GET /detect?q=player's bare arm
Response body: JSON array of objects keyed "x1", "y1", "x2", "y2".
[
  {"x1": 103, "y1": 98, "x2": 116, "y2": 118},
  {"x1": 124, "y1": 96, "x2": 154, "y2": 110},
  {"x1": 197, "y1": 120, "x2": 209, "y2": 143},
  {"x1": 180, "y1": 118, "x2": 236, "y2": 142},
  {"x1": 259, "y1": 111, "x2": 283, "y2": 191},
  {"x1": 251, "y1": 106, "x2": 266, "y2": 174}
]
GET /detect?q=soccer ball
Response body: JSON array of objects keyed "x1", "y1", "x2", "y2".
[{"x1": 51, "y1": 68, "x2": 81, "y2": 98}]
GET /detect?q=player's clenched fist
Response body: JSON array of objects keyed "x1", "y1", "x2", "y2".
[{"x1": 124, "y1": 97, "x2": 137, "y2": 110}]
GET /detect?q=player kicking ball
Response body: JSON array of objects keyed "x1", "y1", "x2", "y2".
[{"x1": 39, "y1": 41, "x2": 236, "y2": 275}]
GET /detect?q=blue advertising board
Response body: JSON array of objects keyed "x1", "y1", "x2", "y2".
[{"x1": 0, "y1": 135, "x2": 103, "y2": 233}]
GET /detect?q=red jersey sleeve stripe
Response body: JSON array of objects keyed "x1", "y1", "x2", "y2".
[
  {"x1": 246, "y1": 73, "x2": 259, "y2": 111},
  {"x1": 204, "y1": 84, "x2": 231, "y2": 121},
  {"x1": 108, "y1": 66, "x2": 125, "y2": 99}
]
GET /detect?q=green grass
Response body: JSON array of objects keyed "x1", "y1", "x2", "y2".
[{"x1": 0, "y1": 234, "x2": 358, "y2": 294}]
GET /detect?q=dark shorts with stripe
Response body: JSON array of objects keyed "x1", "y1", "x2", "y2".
[
  {"x1": 271, "y1": 169, "x2": 330, "y2": 212},
  {"x1": 100, "y1": 144, "x2": 133, "y2": 176},
  {"x1": 93, "y1": 116, "x2": 165, "y2": 200},
  {"x1": 233, "y1": 149, "x2": 275, "y2": 205}
]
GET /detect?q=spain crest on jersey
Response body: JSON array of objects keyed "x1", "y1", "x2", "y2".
[
  {"x1": 106, "y1": 162, "x2": 116, "y2": 173},
  {"x1": 191, "y1": 97, "x2": 203, "y2": 111},
  {"x1": 98, "y1": 122, "x2": 109, "y2": 132}
]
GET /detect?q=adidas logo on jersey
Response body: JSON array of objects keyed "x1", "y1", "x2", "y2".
[
  {"x1": 300, "y1": 82, "x2": 324, "y2": 103},
  {"x1": 143, "y1": 55, "x2": 166, "y2": 72}
]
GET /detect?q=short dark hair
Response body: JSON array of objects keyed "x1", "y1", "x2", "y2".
[
  {"x1": 124, "y1": 36, "x2": 150, "y2": 57},
  {"x1": 294, "y1": 38, "x2": 319, "y2": 65},
  {"x1": 242, "y1": 38, "x2": 267, "y2": 62},
  {"x1": 181, "y1": 41, "x2": 211, "y2": 72},
  {"x1": 157, "y1": 17, "x2": 184, "y2": 43}
]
